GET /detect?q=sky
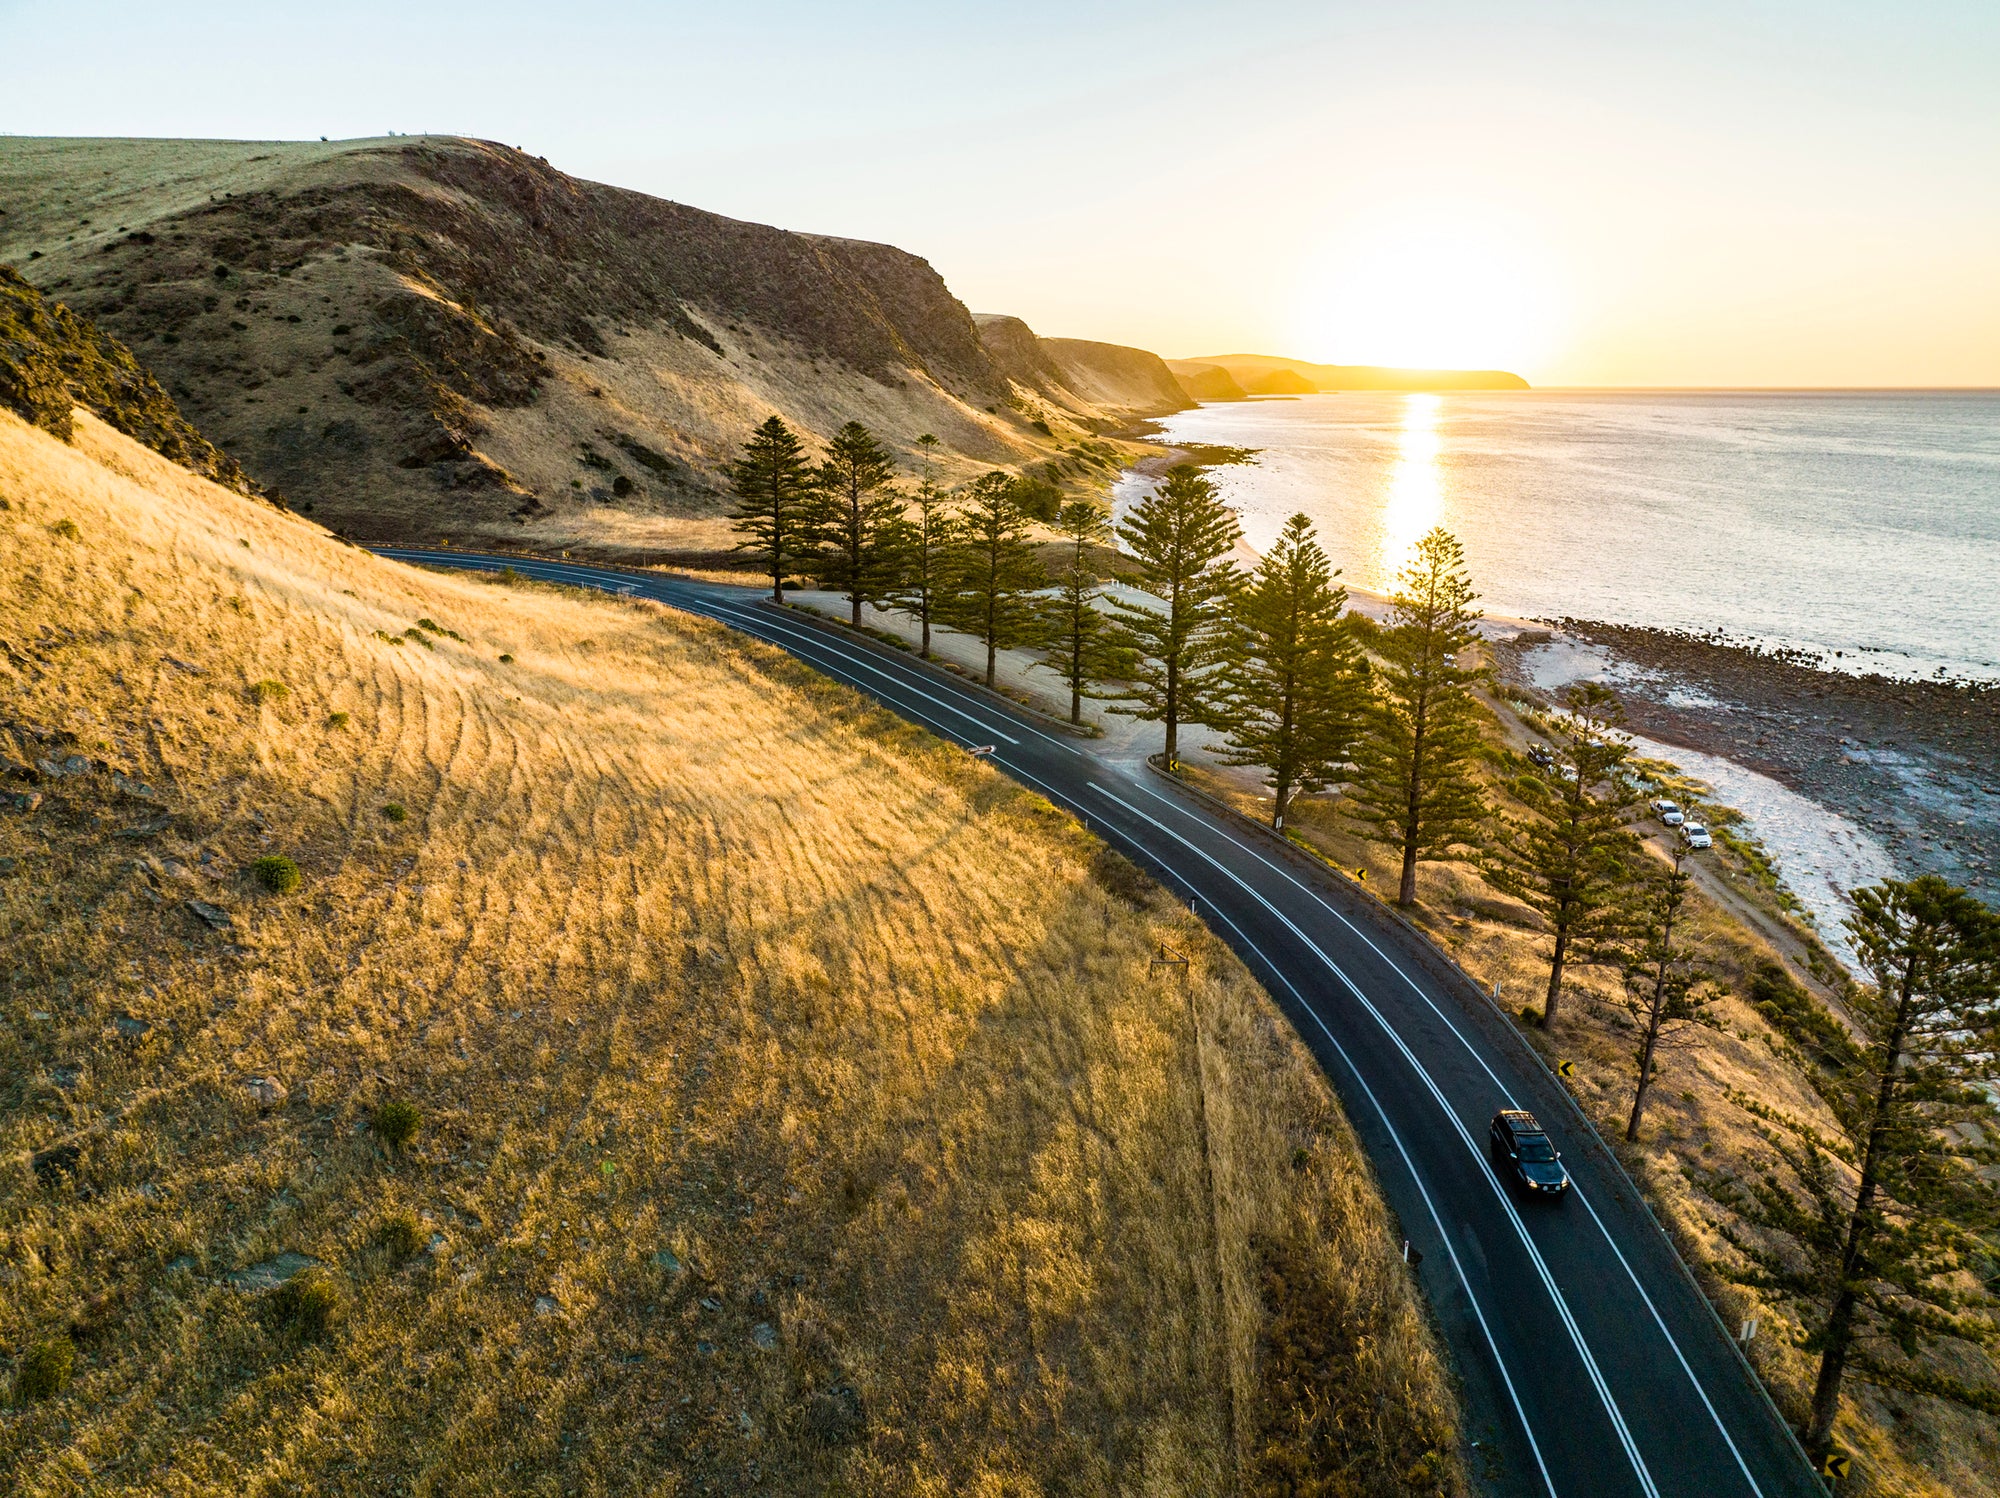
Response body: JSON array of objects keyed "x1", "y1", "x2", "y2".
[{"x1": 5, "y1": 0, "x2": 1997, "y2": 386}]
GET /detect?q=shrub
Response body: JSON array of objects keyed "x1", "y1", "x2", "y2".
[
  {"x1": 612, "y1": 475, "x2": 634, "y2": 497},
  {"x1": 49, "y1": 518, "x2": 80, "y2": 540},
  {"x1": 250, "y1": 678, "x2": 288, "y2": 702},
  {"x1": 376, "y1": 1211, "x2": 424, "y2": 1262},
  {"x1": 326, "y1": 711, "x2": 350, "y2": 729},
  {"x1": 373, "y1": 1099, "x2": 421, "y2": 1151},
  {"x1": 269, "y1": 1268, "x2": 340, "y2": 1341},
  {"x1": 381, "y1": 802, "x2": 408, "y2": 822},
  {"x1": 498, "y1": 653, "x2": 514, "y2": 664},
  {"x1": 13, "y1": 1337, "x2": 74, "y2": 1402},
  {"x1": 251, "y1": 854, "x2": 301, "y2": 894}
]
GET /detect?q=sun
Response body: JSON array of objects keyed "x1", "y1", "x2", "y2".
[{"x1": 1292, "y1": 209, "x2": 1562, "y2": 373}]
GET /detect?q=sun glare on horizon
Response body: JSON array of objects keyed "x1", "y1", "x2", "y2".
[{"x1": 1294, "y1": 210, "x2": 1563, "y2": 375}]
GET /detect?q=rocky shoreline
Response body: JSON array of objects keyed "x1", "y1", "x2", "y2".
[{"x1": 1492, "y1": 621, "x2": 1999, "y2": 909}]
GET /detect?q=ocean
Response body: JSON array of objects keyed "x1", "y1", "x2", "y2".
[{"x1": 1118, "y1": 391, "x2": 2000, "y2": 683}]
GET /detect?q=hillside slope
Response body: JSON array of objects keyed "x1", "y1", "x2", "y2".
[
  {"x1": 0, "y1": 407, "x2": 1462, "y2": 1495},
  {"x1": 0, "y1": 136, "x2": 1183, "y2": 562}
]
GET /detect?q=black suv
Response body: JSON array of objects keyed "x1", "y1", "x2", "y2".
[{"x1": 1490, "y1": 1110, "x2": 1571, "y2": 1198}]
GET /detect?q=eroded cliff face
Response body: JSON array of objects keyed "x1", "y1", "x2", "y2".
[
  {"x1": 974, "y1": 313, "x2": 1193, "y2": 424},
  {"x1": 2, "y1": 136, "x2": 1157, "y2": 556}
]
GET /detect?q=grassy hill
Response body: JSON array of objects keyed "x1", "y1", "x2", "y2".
[
  {"x1": 0, "y1": 404, "x2": 1462, "y2": 1494},
  {"x1": 0, "y1": 136, "x2": 1185, "y2": 564}
]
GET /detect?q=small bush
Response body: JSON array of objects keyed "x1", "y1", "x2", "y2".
[
  {"x1": 13, "y1": 1337, "x2": 74, "y2": 1402},
  {"x1": 251, "y1": 678, "x2": 288, "y2": 703},
  {"x1": 381, "y1": 802, "x2": 408, "y2": 823},
  {"x1": 377, "y1": 1211, "x2": 424, "y2": 1262},
  {"x1": 1518, "y1": 1004, "x2": 1542, "y2": 1025},
  {"x1": 497, "y1": 567, "x2": 522, "y2": 584},
  {"x1": 373, "y1": 1100, "x2": 421, "y2": 1151},
  {"x1": 251, "y1": 854, "x2": 301, "y2": 894},
  {"x1": 49, "y1": 517, "x2": 81, "y2": 540},
  {"x1": 269, "y1": 1269, "x2": 340, "y2": 1341},
  {"x1": 326, "y1": 711, "x2": 350, "y2": 729},
  {"x1": 498, "y1": 653, "x2": 514, "y2": 663}
]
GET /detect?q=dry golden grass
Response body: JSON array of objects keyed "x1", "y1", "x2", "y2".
[
  {"x1": 0, "y1": 410, "x2": 1461, "y2": 1496},
  {"x1": 1181, "y1": 693, "x2": 2000, "y2": 1498}
]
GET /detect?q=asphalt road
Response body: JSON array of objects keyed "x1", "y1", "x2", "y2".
[{"x1": 379, "y1": 548, "x2": 1826, "y2": 1498}]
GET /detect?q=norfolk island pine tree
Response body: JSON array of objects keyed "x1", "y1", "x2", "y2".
[
  {"x1": 1721, "y1": 875, "x2": 2000, "y2": 1460},
  {"x1": 888, "y1": 434, "x2": 952, "y2": 659},
  {"x1": 1106, "y1": 464, "x2": 1241, "y2": 768},
  {"x1": 1211, "y1": 513, "x2": 1368, "y2": 830},
  {"x1": 1484, "y1": 682, "x2": 1647, "y2": 1030},
  {"x1": 939, "y1": 471, "x2": 1046, "y2": 688},
  {"x1": 1035, "y1": 498, "x2": 1126, "y2": 725},
  {"x1": 1346, "y1": 527, "x2": 1487, "y2": 907},
  {"x1": 726, "y1": 416, "x2": 815, "y2": 603},
  {"x1": 1614, "y1": 845, "x2": 1723, "y2": 1141},
  {"x1": 808, "y1": 420, "x2": 910, "y2": 627}
]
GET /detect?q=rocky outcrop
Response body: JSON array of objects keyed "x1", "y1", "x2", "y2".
[{"x1": 0, "y1": 265, "x2": 253, "y2": 493}]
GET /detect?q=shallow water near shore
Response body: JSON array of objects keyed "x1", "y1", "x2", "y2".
[
  {"x1": 1625, "y1": 733, "x2": 1899, "y2": 972},
  {"x1": 1121, "y1": 390, "x2": 2000, "y2": 683}
]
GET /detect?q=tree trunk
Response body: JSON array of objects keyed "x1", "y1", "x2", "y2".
[
  {"x1": 1625, "y1": 1020, "x2": 1661, "y2": 1141},
  {"x1": 985, "y1": 639, "x2": 997, "y2": 689},
  {"x1": 1163, "y1": 655, "x2": 1179, "y2": 767},
  {"x1": 1397, "y1": 841, "x2": 1418, "y2": 906},
  {"x1": 1071, "y1": 684, "x2": 1082, "y2": 726},
  {"x1": 1272, "y1": 776, "x2": 1291, "y2": 831},
  {"x1": 851, "y1": 593, "x2": 862, "y2": 627},
  {"x1": 1806, "y1": 956, "x2": 1917, "y2": 1456},
  {"x1": 1539, "y1": 926, "x2": 1570, "y2": 1030},
  {"x1": 920, "y1": 610, "x2": 931, "y2": 660},
  {"x1": 1805, "y1": 1289, "x2": 1861, "y2": 1458}
]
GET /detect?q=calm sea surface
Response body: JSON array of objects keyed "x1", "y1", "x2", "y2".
[{"x1": 1120, "y1": 391, "x2": 2000, "y2": 681}]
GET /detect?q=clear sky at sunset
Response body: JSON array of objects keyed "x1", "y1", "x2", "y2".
[{"x1": 5, "y1": 0, "x2": 1996, "y2": 386}]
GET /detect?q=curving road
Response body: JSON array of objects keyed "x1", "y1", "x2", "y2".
[{"x1": 379, "y1": 548, "x2": 1825, "y2": 1498}]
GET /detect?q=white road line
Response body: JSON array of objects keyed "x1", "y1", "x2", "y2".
[
  {"x1": 701, "y1": 598, "x2": 1078, "y2": 754},
  {"x1": 694, "y1": 600, "x2": 1023, "y2": 747},
  {"x1": 1088, "y1": 781, "x2": 1662, "y2": 1498},
  {"x1": 1122, "y1": 780, "x2": 1768, "y2": 1497}
]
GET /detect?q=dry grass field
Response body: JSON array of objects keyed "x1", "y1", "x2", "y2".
[
  {"x1": 0, "y1": 409, "x2": 1462, "y2": 1496},
  {"x1": 1179, "y1": 685, "x2": 2000, "y2": 1498}
]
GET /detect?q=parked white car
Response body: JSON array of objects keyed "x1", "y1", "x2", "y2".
[
  {"x1": 1651, "y1": 798, "x2": 1685, "y2": 826},
  {"x1": 1681, "y1": 822, "x2": 1713, "y2": 850}
]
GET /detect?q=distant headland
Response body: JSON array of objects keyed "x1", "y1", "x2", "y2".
[{"x1": 1167, "y1": 353, "x2": 1530, "y2": 398}]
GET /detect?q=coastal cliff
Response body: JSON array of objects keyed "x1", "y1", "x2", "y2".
[
  {"x1": 1170, "y1": 353, "x2": 1529, "y2": 397},
  {"x1": 0, "y1": 136, "x2": 1169, "y2": 554}
]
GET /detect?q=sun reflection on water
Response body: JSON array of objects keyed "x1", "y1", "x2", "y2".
[{"x1": 1379, "y1": 393, "x2": 1442, "y2": 586}]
